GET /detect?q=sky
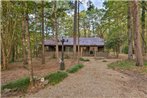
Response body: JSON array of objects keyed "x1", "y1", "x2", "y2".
[
  {"x1": 92, "y1": 0, "x2": 104, "y2": 8},
  {"x1": 80, "y1": 0, "x2": 104, "y2": 11}
]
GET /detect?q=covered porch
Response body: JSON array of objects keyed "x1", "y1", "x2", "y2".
[{"x1": 45, "y1": 45, "x2": 104, "y2": 57}]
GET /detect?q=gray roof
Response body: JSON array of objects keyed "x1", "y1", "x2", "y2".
[{"x1": 44, "y1": 37, "x2": 104, "y2": 46}]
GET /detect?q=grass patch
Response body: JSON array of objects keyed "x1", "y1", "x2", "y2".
[
  {"x1": 79, "y1": 58, "x2": 90, "y2": 62},
  {"x1": 1, "y1": 77, "x2": 30, "y2": 91},
  {"x1": 45, "y1": 71, "x2": 68, "y2": 85},
  {"x1": 144, "y1": 60, "x2": 147, "y2": 66},
  {"x1": 67, "y1": 64, "x2": 84, "y2": 73},
  {"x1": 143, "y1": 60, "x2": 147, "y2": 73},
  {"x1": 108, "y1": 60, "x2": 147, "y2": 74},
  {"x1": 108, "y1": 60, "x2": 135, "y2": 70}
]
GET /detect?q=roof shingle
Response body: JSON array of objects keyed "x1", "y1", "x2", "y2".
[{"x1": 44, "y1": 37, "x2": 104, "y2": 46}]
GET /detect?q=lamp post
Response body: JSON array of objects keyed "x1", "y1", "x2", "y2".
[{"x1": 60, "y1": 37, "x2": 68, "y2": 70}]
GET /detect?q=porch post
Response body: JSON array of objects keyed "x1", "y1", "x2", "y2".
[
  {"x1": 94, "y1": 46, "x2": 97, "y2": 58},
  {"x1": 81, "y1": 47, "x2": 83, "y2": 57},
  {"x1": 67, "y1": 47, "x2": 69, "y2": 56}
]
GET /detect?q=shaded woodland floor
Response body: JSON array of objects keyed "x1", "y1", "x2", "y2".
[
  {"x1": 2, "y1": 53, "x2": 147, "y2": 85},
  {"x1": 1, "y1": 57, "x2": 76, "y2": 85}
]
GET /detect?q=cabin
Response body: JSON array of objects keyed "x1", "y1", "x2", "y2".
[{"x1": 44, "y1": 37, "x2": 105, "y2": 57}]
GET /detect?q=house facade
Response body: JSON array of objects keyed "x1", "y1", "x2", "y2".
[{"x1": 44, "y1": 37, "x2": 105, "y2": 57}]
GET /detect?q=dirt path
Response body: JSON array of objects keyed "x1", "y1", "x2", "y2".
[{"x1": 23, "y1": 58, "x2": 146, "y2": 98}]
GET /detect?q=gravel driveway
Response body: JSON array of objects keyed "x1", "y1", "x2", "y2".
[{"x1": 24, "y1": 58, "x2": 147, "y2": 98}]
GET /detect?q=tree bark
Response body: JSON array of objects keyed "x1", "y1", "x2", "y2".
[
  {"x1": 73, "y1": 0, "x2": 77, "y2": 59},
  {"x1": 77, "y1": 0, "x2": 80, "y2": 63},
  {"x1": 15, "y1": 45, "x2": 18, "y2": 60},
  {"x1": 92, "y1": 20, "x2": 95, "y2": 35},
  {"x1": 128, "y1": 1, "x2": 133, "y2": 60},
  {"x1": 7, "y1": 21, "x2": 16, "y2": 64},
  {"x1": 1, "y1": 4, "x2": 15, "y2": 69},
  {"x1": 11, "y1": 45, "x2": 15, "y2": 62},
  {"x1": 54, "y1": 0, "x2": 59, "y2": 59},
  {"x1": 132, "y1": 0, "x2": 144, "y2": 66},
  {"x1": 22, "y1": 11, "x2": 27, "y2": 65},
  {"x1": 83, "y1": 20, "x2": 87, "y2": 37},
  {"x1": 35, "y1": 2, "x2": 38, "y2": 58},
  {"x1": 25, "y1": 3, "x2": 34, "y2": 85},
  {"x1": 1, "y1": 19, "x2": 7, "y2": 69},
  {"x1": 141, "y1": 1, "x2": 145, "y2": 55},
  {"x1": 1, "y1": 40, "x2": 7, "y2": 70},
  {"x1": 41, "y1": 0, "x2": 45, "y2": 64}
]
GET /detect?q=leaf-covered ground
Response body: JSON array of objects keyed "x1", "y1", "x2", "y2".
[{"x1": 1, "y1": 57, "x2": 76, "y2": 85}]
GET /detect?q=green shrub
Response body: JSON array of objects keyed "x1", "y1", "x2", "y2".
[
  {"x1": 67, "y1": 64, "x2": 84, "y2": 73},
  {"x1": 122, "y1": 46, "x2": 128, "y2": 54},
  {"x1": 144, "y1": 60, "x2": 147, "y2": 66},
  {"x1": 2, "y1": 77, "x2": 30, "y2": 91},
  {"x1": 45, "y1": 71, "x2": 68, "y2": 85},
  {"x1": 108, "y1": 60, "x2": 135, "y2": 70},
  {"x1": 79, "y1": 58, "x2": 90, "y2": 61}
]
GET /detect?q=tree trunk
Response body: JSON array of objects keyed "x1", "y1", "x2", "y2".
[
  {"x1": 132, "y1": 0, "x2": 144, "y2": 66},
  {"x1": 128, "y1": 1, "x2": 133, "y2": 60},
  {"x1": 1, "y1": 18, "x2": 15, "y2": 70},
  {"x1": 1, "y1": 41, "x2": 7, "y2": 70},
  {"x1": 88, "y1": 22, "x2": 90, "y2": 37},
  {"x1": 22, "y1": 13, "x2": 27, "y2": 65},
  {"x1": 84, "y1": 28, "x2": 86, "y2": 37},
  {"x1": 5, "y1": 20, "x2": 16, "y2": 66},
  {"x1": 41, "y1": 1, "x2": 45, "y2": 64},
  {"x1": 54, "y1": 0, "x2": 59, "y2": 59},
  {"x1": 73, "y1": 0, "x2": 77, "y2": 59},
  {"x1": 25, "y1": 3, "x2": 34, "y2": 85},
  {"x1": 11, "y1": 45, "x2": 15, "y2": 62},
  {"x1": 116, "y1": 46, "x2": 120, "y2": 58},
  {"x1": 1, "y1": 1, "x2": 17, "y2": 69},
  {"x1": 141, "y1": 1, "x2": 145, "y2": 55},
  {"x1": 92, "y1": 21, "x2": 95, "y2": 35},
  {"x1": 77, "y1": 0, "x2": 80, "y2": 63},
  {"x1": 15, "y1": 45, "x2": 18, "y2": 60},
  {"x1": 35, "y1": 3, "x2": 38, "y2": 58},
  {"x1": 2, "y1": 3, "x2": 8, "y2": 68},
  {"x1": 83, "y1": 19, "x2": 86, "y2": 37}
]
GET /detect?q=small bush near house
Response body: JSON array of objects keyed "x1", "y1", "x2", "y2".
[
  {"x1": 44, "y1": 71, "x2": 68, "y2": 85},
  {"x1": 79, "y1": 58, "x2": 90, "y2": 61},
  {"x1": 67, "y1": 64, "x2": 84, "y2": 73},
  {"x1": 122, "y1": 46, "x2": 128, "y2": 54}
]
